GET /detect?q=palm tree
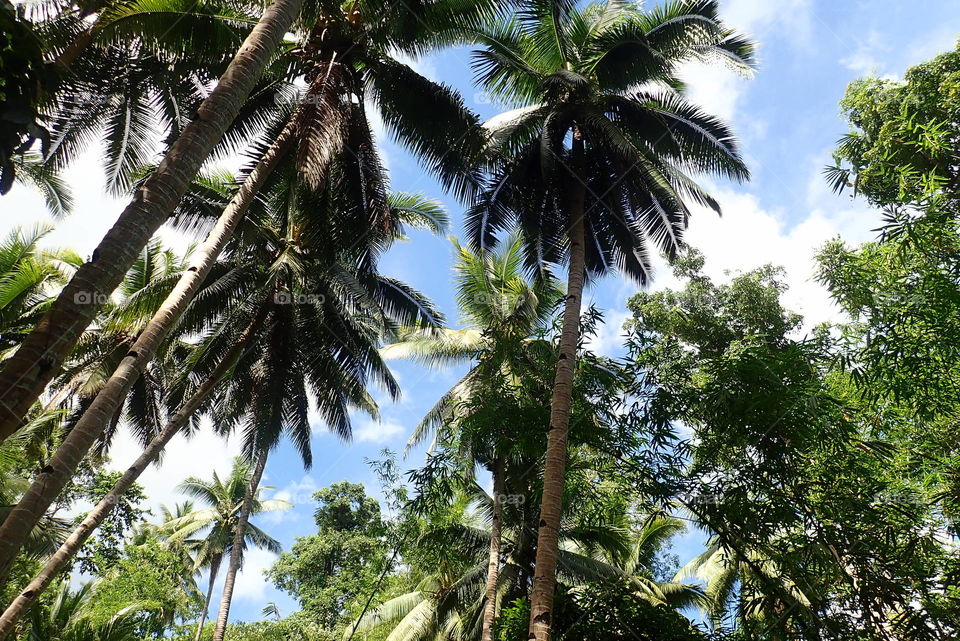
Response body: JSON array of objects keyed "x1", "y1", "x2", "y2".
[
  {"x1": 352, "y1": 486, "x2": 699, "y2": 641},
  {"x1": 382, "y1": 236, "x2": 561, "y2": 641},
  {"x1": 0, "y1": 174, "x2": 444, "y2": 632},
  {"x1": 675, "y1": 536, "x2": 815, "y2": 636},
  {"x1": 0, "y1": 0, "x2": 306, "y2": 443},
  {"x1": 0, "y1": 224, "x2": 80, "y2": 357},
  {"x1": 49, "y1": 239, "x2": 192, "y2": 455},
  {"x1": 8, "y1": 154, "x2": 74, "y2": 218},
  {"x1": 24, "y1": 581, "x2": 145, "y2": 641},
  {"x1": 0, "y1": 411, "x2": 72, "y2": 562},
  {"x1": 464, "y1": 2, "x2": 754, "y2": 636},
  {"x1": 129, "y1": 163, "x2": 443, "y2": 641},
  {"x1": 197, "y1": 179, "x2": 446, "y2": 641},
  {"x1": 158, "y1": 460, "x2": 290, "y2": 641},
  {"x1": 0, "y1": 0, "x2": 487, "y2": 578}
]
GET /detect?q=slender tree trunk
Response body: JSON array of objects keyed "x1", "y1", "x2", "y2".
[
  {"x1": 0, "y1": 0, "x2": 305, "y2": 442},
  {"x1": 0, "y1": 314, "x2": 262, "y2": 638},
  {"x1": 528, "y1": 131, "x2": 586, "y2": 641},
  {"x1": 0, "y1": 103, "x2": 303, "y2": 578},
  {"x1": 211, "y1": 449, "x2": 267, "y2": 641},
  {"x1": 481, "y1": 457, "x2": 505, "y2": 641},
  {"x1": 54, "y1": 28, "x2": 95, "y2": 70},
  {"x1": 195, "y1": 553, "x2": 223, "y2": 641}
]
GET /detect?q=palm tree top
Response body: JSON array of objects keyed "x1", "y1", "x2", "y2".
[
  {"x1": 472, "y1": 0, "x2": 756, "y2": 106},
  {"x1": 466, "y1": 0, "x2": 757, "y2": 285}
]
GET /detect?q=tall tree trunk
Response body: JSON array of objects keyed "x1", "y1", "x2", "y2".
[
  {"x1": 211, "y1": 449, "x2": 267, "y2": 641},
  {"x1": 0, "y1": 314, "x2": 262, "y2": 637},
  {"x1": 481, "y1": 457, "x2": 505, "y2": 641},
  {"x1": 54, "y1": 28, "x2": 95, "y2": 70},
  {"x1": 195, "y1": 553, "x2": 223, "y2": 641},
  {"x1": 0, "y1": 0, "x2": 305, "y2": 442},
  {"x1": 528, "y1": 131, "x2": 586, "y2": 641},
  {"x1": 0, "y1": 106, "x2": 301, "y2": 578}
]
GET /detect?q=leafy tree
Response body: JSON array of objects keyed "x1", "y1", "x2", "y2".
[
  {"x1": 87, "y1": 535, "x2": 203, "y2": 637},
  {"x1": 383, "y1": 235, "x2": 562, "y2": 641},
  {"x1": 496, "y1": 583, "x2": 708, "y2": 641},
  {"x1": 24, "y1": 581, "x2": 147, "y2": 641},
  {"x1": 626, "y1": 251, "x2": 956, "y2": 639},
  {"x1": 826, "y1": 41, "x2": 960, "y2": 207},
  {"x1": 358, "y1": 324, "x2": 699, "y2": 641},
  {"x1": 0, "y1": 224, "x2": 79, "y2": 356},
  {"x1": 464, "y1": 2, "x2": 754, "y2": 635},
  {"x1": 268, "y1": 482, "x2": 390, "y2": 630},
  {"x1": 73, "y1": 470, "x2": 147, "y2": 575},
  {"x1": 817, "y1": 209, "x2": 960, "y2": 420}
]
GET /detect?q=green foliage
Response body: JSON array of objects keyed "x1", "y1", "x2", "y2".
[
  {"x1": 466, "y1": 0, "x2": 753, "y2": 282},
  {"x1": 74, "y1": 470, "x2": 147, "y2": 575},
  {"x1": 267, "y1": 482, "x2": 391, "y2": 631},
  {"x1": 0, "y1": 0, "x2": 50, "y2": 194},
  {"x1": 25, "y1": 582, "x2": 149, "y2": 641},
  {"x1": 627, "y1": 250, "x2": 956, "y2": 639},
  {"x1": 828, "y1": 41, "x2": 960, "y2": 206},
  {"x1": 0, "y1": 224, "x2": 79, "y2": 356},
  {"x1": 88, "y1": 536, "x2": 202, "y2": 637},
  {"x1": 497, "y1": 583, "x2": 708, "y2": 641},
  {"x1": 817, "y1": 207, "x2": 960, "y2": 419}
]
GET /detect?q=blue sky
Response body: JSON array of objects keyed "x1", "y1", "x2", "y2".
[{"x1": 4, "y1": 0, "x2": 960, "y2": 627}]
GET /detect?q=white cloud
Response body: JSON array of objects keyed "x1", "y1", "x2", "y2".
[
  {"x1": 353, "y1": 417, "x2": 405, "y2": 444},
  {"x1": 231, "y1": 547, "x2": 279, "y2": 602},
  {"x1": 679, "y1": 63, "x2": 752, "y2": 126},
  {"x1": 646, "y1": 162, "x2": 876, "y2": 330},
  {"x1": 106, "y1": 418, "x2": 243, "y2": 516},
  {"x1": 721, "y1": 0, "x2": 814, "y2": 50},
  {"x1": 584, "y1": 308, "x2": 632, "y2": 357},
  {"x1": 840, "y1": 29, "x2": 888, "y2": 76}
]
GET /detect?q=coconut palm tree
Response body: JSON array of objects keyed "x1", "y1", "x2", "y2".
[
  {"x1": 0, "y1": 411, "x2": 72, "y2": 562},
  {"x1": 0, "y1": 177, "x2": 445, "y2": 633},
  {"x1": 195, "y1": 176, "x2": 446, "y2": 641},
  {"x1": 0, "y1": 224, "x2": 80, "y2": 357},
  {"x1": 383, "y1": 236, "x2": 561, "y2": 449},
  {"x1": 48, "y1": 239, "x2": 192, "y2": 455},
  {"x1": 0, "y1": 0, "x2": 487, "y2": 577},
  {"x1": 158, "y1": 460, "x2": 290, "y2": 641},
  {"x1": 0, "y1": 0, "x2": 306, "y2": 443},
  {"x1": 352, "y1": 484, "x2": 699, "y2": 641},
  {"x1": 24, "y1": 581, "x2": 146, "y2": 641},
  {"x1": 382, "y1": 236, "x2": 561, "y2": 641},
  {"x1": 0, "y1": 0, "x2": 494, "y2": 441},
  {"x1": 8, "y1": 154, "x2": 74, "y2": 218},
  {"x1": 464, "y1": 2, "x2": 754, "y2": 636},
  {"x1": 675, "y1": 536, "x2": 816, "y2": 636}
]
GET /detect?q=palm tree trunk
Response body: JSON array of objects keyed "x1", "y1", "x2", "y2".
[
  {"x1": 528, "y1": 131, "x2": 587, "y2": 641},
  {"x1": 481, "y1": 457, "x2": 505, "y2": 641},
  {"x1": 0, "y1": 103, "x2": 304, "y2": 578},
  {"x1": 0, "y1": 313, "x2": 263, "y2": 637},
  {"x1": 0, "y1": 0, "x2": 305, "y2": 443},
  {"x1": 195, "y1": 552, "x2": 223, "y2": 641},
  {"x1": 211, "y1": 449, "x2": 267, "y2": 641},
  {"x1": 54, "y1": 28, "x2": 95, "y2": 70}
]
